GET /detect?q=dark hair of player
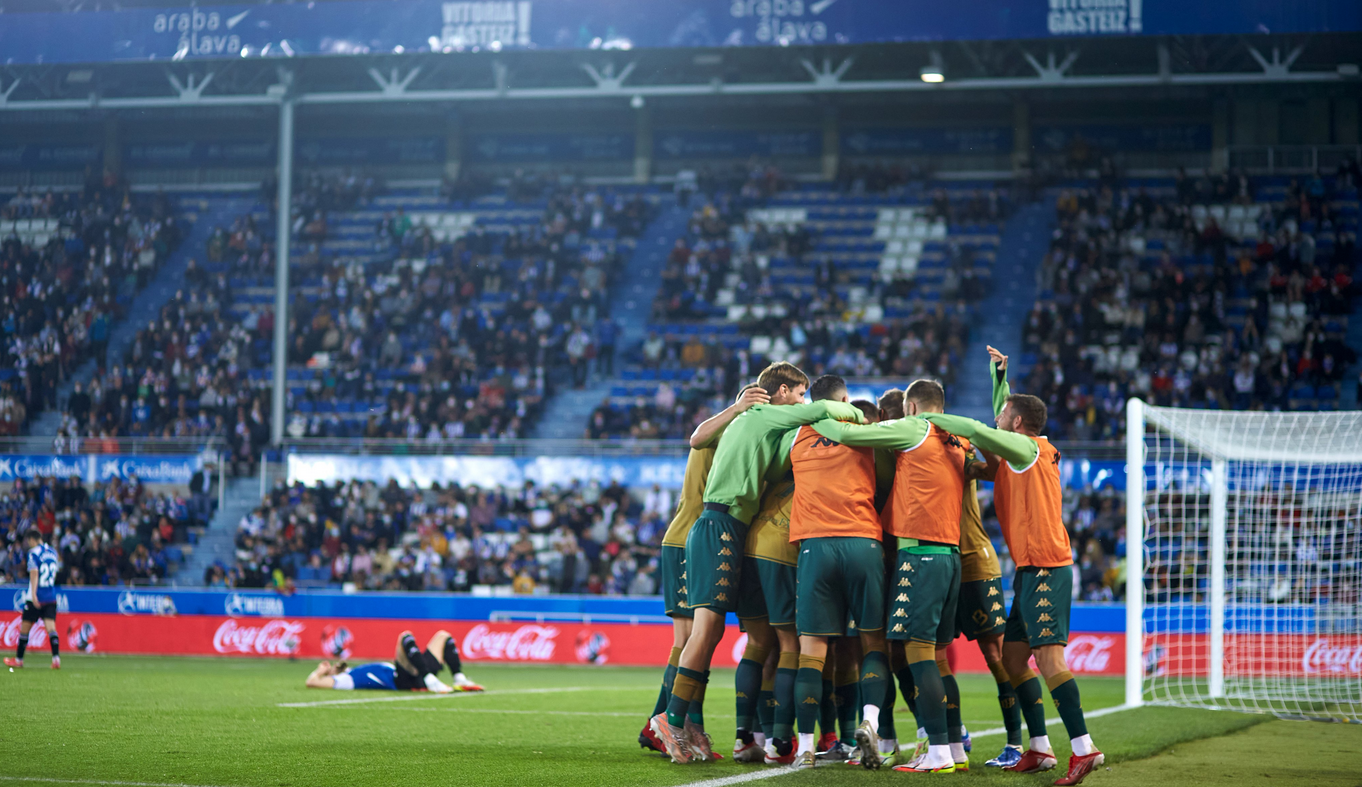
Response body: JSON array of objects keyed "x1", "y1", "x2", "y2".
[
  {"x1": 757, "y1": 361, "x2": 810, "y2": 396},
  {"x1": 23, "y1": 529, "x2": 42, "y2": 543},
  {"x1": 903, "y1": 379, "x2": 946, "y2": 411},
  {"x1": 850, "y1": 399, "x2": 879, "y2": 423},
  {"x1": 808, "y1": 374, "x2": 848, "y2": 402},
  {"x1": 1006, "y1": 393, "x2": 1048, "y2": 434},
  {"x1": 878, "y1": 388, "x2": 904, "y2": 420}
]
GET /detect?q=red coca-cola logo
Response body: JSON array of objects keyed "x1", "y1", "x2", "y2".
[
  {"x1": 1065, "y1": 635, "x2": 1115, "y2": 673},
  {"x1": 1302, "y1": 638, "x2": 1362, "y2": 675},
  {"x1": 212, "y1": 619, "x2": 305, "y2": 656},
  {"x1": 2, "y1": 617, "x2": 49, "y2": 648},
  {"x1": 461, "y1": 624, "x2": 559, "y2": 661}
]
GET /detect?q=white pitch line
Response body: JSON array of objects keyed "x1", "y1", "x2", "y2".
[
  {"x1": 277, "y1": 684, "x2": 652, "y2": 708},
  {"x1": 674, "y1": 704, "x2": 1136, "y2": 787},
  {"x1": 0, "y1": 778, "x2": 240, "y2": 787}
]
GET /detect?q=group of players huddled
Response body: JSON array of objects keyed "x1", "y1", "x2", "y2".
[{"x1": 640, "y1": 346, "x2": 1104, "y2": 785}]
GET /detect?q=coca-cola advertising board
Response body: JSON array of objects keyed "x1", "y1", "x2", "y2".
[
  {"x1": 3, "y1": 612, "x2": 1128, "y2": 673},
  {"x1": 1144, "y1": 633, "x2": 1362, "y2": 679}
]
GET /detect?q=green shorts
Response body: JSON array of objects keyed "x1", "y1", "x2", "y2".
[
  {"x1": 795, "y1": 537, "x2": 886, "y2": 638},
  {"x1": 684, "y1": 508, "x2": 748, "y2": 614},
  {"x1": 956, "y1": 577, "x2": 1007, "y2": 641},
  {"x1": 887, "y1": 546, "x2": 960, "y2": 645},
  {"x1": 737, "y1": 556, "x2": 797, "y2": 627},
  {"x1": 660, "y1": 545, "x2": 693, "y2": 619},
  {"x1": 1004, "y1": 566, "x2": 1072, "y2": 648}
]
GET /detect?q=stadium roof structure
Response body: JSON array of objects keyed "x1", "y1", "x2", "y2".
[{"x1": 2, "y1": 32, "x2": 1359, "y2": 115}]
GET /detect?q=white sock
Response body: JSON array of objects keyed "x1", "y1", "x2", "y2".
[
  {"x1": 880, "y1": 737, "x2": 897, "y2": 754},
  {"x1": 754, "y1": 732, "x2": 767, "y2": 748},
  {"x1": 925, "y1": 743, "x2": 953, "y2": 767},
  {"x1": 960, "y1": 725, "x2": 969, "y2": 737},
  {"x1": 861, "y1": 704, "x2": 880, "y2": 731},
  {"x1": 917, "y1": 727, "x2": 927, "y2": 739},
  {"x1": 453, "y1": 671, "x2": 468, "y2": 683},
  {"x1": 1071, "y1": 734, "x2": 1095, "y2": 757},
  {"x1": 422, "y1": 673, "x2": 448, "y2": 692},
  {"x1": 1029, "y1": 734, "x2": 1051, "y2": 753},
  {"x1": 797, "y1": 733, "x2": 814, "y2": 755},
  {"x1": 950, "y1": 742, "x2": 966, "y2": 761}
]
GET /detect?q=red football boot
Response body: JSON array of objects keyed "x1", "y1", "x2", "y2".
[
  {"x1": 1054, "y1": 751, "x2": 1105, "y2": 785},
  {"x1": 1005, "y1": 748, "x2": 1058, "y2": 773}
]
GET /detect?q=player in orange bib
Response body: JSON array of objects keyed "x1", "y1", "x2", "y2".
[
  {"x1": 784, "y1": 375, "x2": 892, "y2": 770},
  {"x1": 920, "y1": 346, "x2": 1103, "y2": 787}
]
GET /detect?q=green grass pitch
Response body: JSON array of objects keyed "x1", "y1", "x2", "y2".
[{"x1": 2, "y1": 655, "x2": 1360, "y2": 787}]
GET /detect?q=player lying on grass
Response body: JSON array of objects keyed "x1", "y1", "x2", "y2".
[
  {"x1": 6, "y1": 529, "x2": 62, "y2": 670},
  {"x1": 919, "y1": 345, "x2": 1103, "y2": 786},
  {"x1": 305, "y1": 630, "x2": 483, "y2": 693}
]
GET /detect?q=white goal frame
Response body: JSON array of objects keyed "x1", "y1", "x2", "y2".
[{"x1": 1125, "y1": 398, "x2": 1362, "y2": 719}]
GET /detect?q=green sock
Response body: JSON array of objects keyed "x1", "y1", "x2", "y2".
[
  {"x1": 858, "y1": 650, "x2": 890, "y2": 733},
  {"x1": 998, "y1": 681, "x2": 1022, "y2": 746},
  {"x1": 941, "y1": 673, "x2": 962, "y2": 744},
  {"x1": 1012, "y1": 675, "x2": 1049, "y2": 741},
  {"x1": 687, "y1": 670, "x2": 709, "y2": 726},
  {"x1": 651, "y1": 663, "x2": 677, "y2": 717},
  {"x1": 1048, "y1": 673, "x2": 1089, "y2": 739},
  {"x1": 774, "y1": 658, "x2": 797, "y2": 741},
  {"x1": 758, "y1": 682, "x2": 776, "y2": 739},
  {"x1": 734, "y1": 657, "x2": 764, "y2": 733},
  {"x1": 835, "y1": 679, "x2": 859, "y2": 745},
  {"x1": 666, "y1": 667, "x2": 704, "y2": 728},
  {"x1": 895, "y1": 666, "x2": 921, "y2": 732},
  {"x1": 819, "y1": 678, "x2": 837, "y2": 739},
  {"x1": 878, "y1": 675, "x2": 898, "y2": 741},
  {"x1": 794, "y1": 661, "x2": 825, "y2": 736},
  {"x1": 908, "y1": 660, "x2": 948, "y2": 746}
]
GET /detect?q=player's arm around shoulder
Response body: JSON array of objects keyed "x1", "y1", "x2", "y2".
[
  {"x1": 810, "y1": 415, "x2": 926, "y2": 449},
  {"x1": 690, "y1": 386, "x2": 769, "y2": 448},
  {"x1": 759, "y1": 399, "x2": 864, "y2": 432},
  {"x1": 921, "y1": 412, "x2": 1037, "y2": 471}
]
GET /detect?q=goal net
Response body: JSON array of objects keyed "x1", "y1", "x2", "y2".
[{"x1": 1126, "y1": 400, "x2": 1362, "y2": 721}]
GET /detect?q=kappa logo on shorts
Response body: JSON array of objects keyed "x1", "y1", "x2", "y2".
[
  {"x1": 716, "y1": 593, "x2": 730, "y2": 602},
  {"x1": 717, "y1": 578, "x2": 731, "y2": 587},
  {"x1": 719, "y1": 562, "x2": 732, "y2": 571},
  {"x1": 721, "y1": 532, "x2": 733, "y2": 542},
  {"x1": 991, "y1": 602, "x2": 1002, "y2": 612},
  {"x1": 895, "y1": 593, "x2": 908, "y2": 602},
  {"x1": 1038, "y1": 613, "x2": 1053, "y2": 622},
  {"x1": 803, "y1": 696, "x2": 820, "y2": 704},
  {"x1": 994, "y1": 616, "x2": 1006, "y2": 626},
  {"x1": 892, "y1": 623, "x2": 905, "y2": 632},
  {"x1": 899, "y1": 578, "x2": 911, "y2": 587},
  {"x1": 1037, "y1": 582, "x2": 1051, "y2": 592},
  {"x1": 1035, "y1": 598, "x2": 1052, "y2": 608},
  {"x1": 1037, "y1": 569, "x2": 1050, "y2": 577},
  {"x1": 987, "y1": 586, "x2": 1000, "y2": 597},
  {"x1": 893, "y1": 609, "x2": 907, "y2": 617},
  {"x1": 900, "y1": 562, "x2": 913, "y2": 572},
  {"x1": 719, "y1": 547, "x2": 733, "y2": 556},
  {"x1": 1039, "y1": 628, "x2": 1054, "y2": 637}
]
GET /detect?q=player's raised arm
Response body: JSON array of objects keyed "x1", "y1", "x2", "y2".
[
  {"x1": 690, "y1": 383, "x2": 769, "y2": 448},
  {"x1": 987, "y1": 345, "x2": 1011, "y2": 417},
  {"x1": 919, "y1": 412, "x2": 1037, "y2": 471},
  {"x1": 810, "y1": 415, "x2": 928, "y2": 450}
]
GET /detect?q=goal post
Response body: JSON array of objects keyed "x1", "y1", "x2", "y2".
[{"x1": 1127, "y1": 400, "x2": 1362, "y2": 721}]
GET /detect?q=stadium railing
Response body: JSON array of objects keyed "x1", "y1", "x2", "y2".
[
  {"x1": 0, "y1": 436, "x2": 226, "y2": 456},
  {"x1": 1227, "y1": 144, "x2": 1362, "y2": 175}
]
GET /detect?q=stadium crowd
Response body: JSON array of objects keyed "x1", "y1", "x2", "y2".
[
  {"x1": 1023, "y1": 169, "x2": 1357, "y2": 439},
  {"x1": 0, "y1": 470, "x2": 214, "y2": 587},
  {"x1": 3, "y1": 176, "x2": 182, "y2": 435},
  {"x1": 220, "y1": 477, "x2": 673, "y2": 595}
]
